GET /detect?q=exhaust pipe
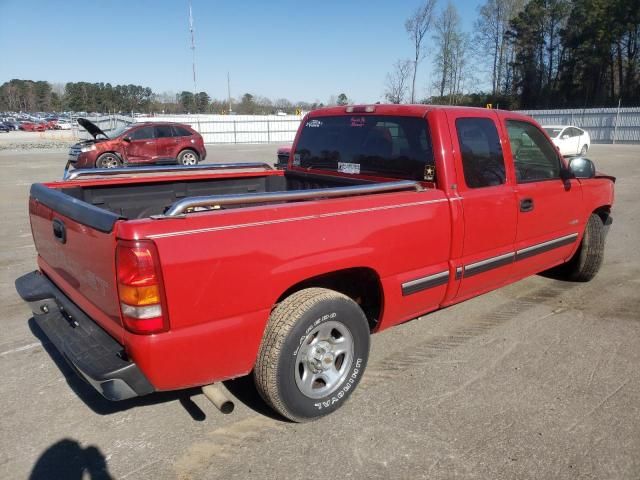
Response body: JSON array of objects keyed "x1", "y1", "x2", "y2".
[{"x1": 202, "y1": 384, "x2": 234, "y2": 414}]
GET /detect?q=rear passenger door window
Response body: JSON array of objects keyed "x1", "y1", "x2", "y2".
[
  {"x1": 506, "y1": 120, "x2": 561, "y2": 183},
  {"x1": 155, "y1": 125, "x2": 174, "y2": 138},
  {"x1": 172, "y1": 126, "x2": 192, "y2": 137},
  {"x1": 129, "y1": 126, "x2": 155, "y2": 140},
  {"x1": 455, "y1": 118, "x2": 506, "y2": 188}
]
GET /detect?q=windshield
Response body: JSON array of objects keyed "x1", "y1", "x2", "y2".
[
  {"x1": 105, "y1": 123, "x2": 134, "y2": 138},
  {"x1": 293, "y1": 115, "x2": 434, "y2": 181},
  {"x1": 543, "y1": 127, "x2": 563, "y2": 138}
]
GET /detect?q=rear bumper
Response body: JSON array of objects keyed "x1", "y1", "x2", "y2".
[{"x1": 15, "y1": 271, "x2": 155, "y2": 401}]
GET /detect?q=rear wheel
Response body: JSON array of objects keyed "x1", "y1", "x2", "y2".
[
  {"x1": 580, "y1": 144, "x2": 588, "y2": 156},
  {"x1": 177, "y1": 149, "x2": 199, "y2": 165},
  {"x1": 254, "y1": 288, "x2": 370, "y2": 422},
  {"x1": 95, "y1": 153, "x2": 121, "y2": 169}
]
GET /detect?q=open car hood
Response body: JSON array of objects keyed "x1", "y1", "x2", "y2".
[{"x1": 77, "y1": 118, "x2": 108, "y2": 139}]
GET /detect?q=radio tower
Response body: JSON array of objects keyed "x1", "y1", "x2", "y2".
[{"x1": 189, "y1": 1, "x2": 197, "y2": 98}]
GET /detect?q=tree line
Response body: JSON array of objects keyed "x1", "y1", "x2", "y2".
[
  {"x1": 0, "y1": 79, "x2": 341, "y2": 115},
  {"x1": 385, "y1": 0, "x2": 639, "y2": 108}
]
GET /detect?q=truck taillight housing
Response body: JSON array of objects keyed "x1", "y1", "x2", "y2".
[{"x1": 116, "y1": 240, "x2": 169, "y2": 334}]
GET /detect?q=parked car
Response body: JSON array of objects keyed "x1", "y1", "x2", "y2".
[
  {"x1": 54, "y1": 120, "x2": 72, "y2": 130},
  {"x1": 16, "y1": 105, "x2": 614, "y2": 422},
  {"x1": 0, "y1": 123, "x2": 11, "y2": 133},
  {"x1": 67, "y1": 118, "x2": 207, "y2": 168},
  {"x1": 4, "y1": 120, "x2": 19, "y2": 131},
  {"x1": 19, "y1": 121, "x2": 46, "y2": 132},
  {"x1": 543, "y1": 125, "x2": 590, "y2": 156}
]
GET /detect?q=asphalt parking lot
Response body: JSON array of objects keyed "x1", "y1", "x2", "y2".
[{"x1": 0, "y1": 143, "x2": 638, "y2": 479}]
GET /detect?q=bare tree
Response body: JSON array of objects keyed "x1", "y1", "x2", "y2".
[
  {"x1": 384, "y1": 60, "x2": 412, "y2": 103},
  {"x1": 405, "y1": 0, "x2": 437, "y2": 103},
  {"x1": 432, "y1": 2, "x2": 473, "y2": 104},
  {"x1": 433, "y1": 2, "x2": 459, "y2": 98}
]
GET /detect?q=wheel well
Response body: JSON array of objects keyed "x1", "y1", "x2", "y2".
[
  {"x1": 593, "y1": 205, "x2": 612, "y2": 228},
  {"x1": 178, "y1": 148, "x2": 199, "y2": 158},
  {"x1": 276, "y1": 268, "x2": 383, "y2": 331}
]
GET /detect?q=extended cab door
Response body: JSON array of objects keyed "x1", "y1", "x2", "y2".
[
  {"x1": 502, "y1": 117, "x2": 583, "y2": 276},
  {"x1": 446, "y1": 111, "x2": 518, "y2": 301},
  {"x1": 123, "y1": 125, "x2": 156, "y2": 163}
]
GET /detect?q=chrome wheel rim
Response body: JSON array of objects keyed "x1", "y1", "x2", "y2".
[
  {"x1": 181, "y1": 152, "x2": 197, "y2": 165},
  {"x1": 101, "y1": 155, "x2": 119, "y2": 168},
  {"x1": 294, "y1": 320, "x2": 354, "y2": 399}
]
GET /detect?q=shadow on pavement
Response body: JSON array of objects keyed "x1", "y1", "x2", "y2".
[
  {"x1": 28, "y1": 318, "x2": 206, "y2": 420},
  {"x1": 223, "y1": 375, "x2": 287, "y2": 421},
  {"x1": 30, "y1": 439, "x2": 113, "y2": 480}
]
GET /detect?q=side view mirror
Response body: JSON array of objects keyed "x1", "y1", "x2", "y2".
[
  {"x1": 122, "y1": 136, "x2": 131, "y2": 143},
  {"x1": 568, "y1": 157, "x2": 596, "y2": 179}
]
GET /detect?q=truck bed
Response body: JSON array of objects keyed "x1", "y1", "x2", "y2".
[{"x1": 58, "y1": 171, "x2": 373, "y2": 219}]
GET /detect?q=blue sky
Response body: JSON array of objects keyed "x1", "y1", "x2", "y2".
[{"x1": 0, "y1": 0, "x2": 485, "y2": 103}]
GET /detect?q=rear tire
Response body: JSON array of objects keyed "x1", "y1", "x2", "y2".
[
  {"x1": 580, "y1": 144, "x2": 588, "y2": 156},
  {"x1": 562, "y1": 214, "x2": 605, "y2": 281},
  {"x1": 254, "y1": 288, "x2": 370, "y2": 422},
  {"x1": 177, "y1": 149, "x2": 199, "y2": 165},
  {"x1": 96, "y1": 153, "x2": 121, "y2": 169}
]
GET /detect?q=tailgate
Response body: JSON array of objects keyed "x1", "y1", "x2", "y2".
[{"x1": 29, "y1": 183, "x2": 124, "y2": 342}]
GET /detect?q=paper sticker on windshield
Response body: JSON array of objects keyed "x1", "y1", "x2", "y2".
[
  {"x1": 351, "y1": 117, "x2": 366, "y2": 127},
  {"x1": 293, "y1": 153, "x2": 301, "y2": 166},
  {"x1": 338, "y1": 162, "x2": 360, "y2": 174},
  {"x1": 305, "y1": 119, "x2": 323, "y2": 128}
]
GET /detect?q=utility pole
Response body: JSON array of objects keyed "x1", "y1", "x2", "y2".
[
  {"x1": 227, "y1": 72, "x2": 232, "y2": 114},
  {"x1": 189, "y1": 0, "x2": 197, "y2": 99}
]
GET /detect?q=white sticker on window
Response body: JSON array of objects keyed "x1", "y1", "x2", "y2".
[
  {"x1": 305, "y1": 119, "x2": 323, "y2": 128},
  {"x1": 293, "y1": 153, "x2": 301, "y2": 166},
  {"x1": 337, "y1": 162, "x2": 360, "y2": 174}
]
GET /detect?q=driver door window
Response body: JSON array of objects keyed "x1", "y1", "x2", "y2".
[{"x1": 506, "y1": 121, "x2": 560, "y2": 183}]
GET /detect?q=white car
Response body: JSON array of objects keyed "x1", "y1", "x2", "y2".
[
  {"x1": 55, "y1": 120, "x2": 72, "y2": 130},
  {"x1": 543, "y1": 125, "x2": 590, "y2": 156}
]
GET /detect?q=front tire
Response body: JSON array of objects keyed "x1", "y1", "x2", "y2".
[
  {"x1": 95, "y1": 153, "x2": 121, "y2": 169},
  {"x1": 254, "y1": 288, "x2": 370, "y2": 422},
  {"x1": 177, "y1": 149, "x2": 199, "y2": 165},
  {"x1": 580, "y1": 144, "x2": 588, "y2": 156},
  {"x1": 563, "y1": 214, "x2": 605, "y2": 281}
]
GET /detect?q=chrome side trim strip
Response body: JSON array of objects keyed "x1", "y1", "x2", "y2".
[
  {"x1": 402, "y1": 271, "x2": 449, "y2": 296},
  {"x1": 455, "y1": 266, "x2": 463, "y2": 280},
  {"x1": 515, "y1": 233, "x2": 578, "y2": 261},
  {"x1": 464, "y1": 252, "x2": 515, "y2": 278}
]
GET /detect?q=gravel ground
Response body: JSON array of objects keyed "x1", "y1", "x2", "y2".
[
  {"x1": 0, "y1": 144, "x2": 638, "y2": 480},
  {"x1": 0, "y1": 131, "x2": 75, "y2": 152}
]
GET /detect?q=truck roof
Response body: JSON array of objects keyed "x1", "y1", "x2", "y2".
[{"x1": 310, "y1": 104, "x2": 532, "y2": 121}]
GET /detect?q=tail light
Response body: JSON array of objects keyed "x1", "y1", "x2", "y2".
[{"x1": 116, "y1": 240, "x2": 169, "y2": 334}]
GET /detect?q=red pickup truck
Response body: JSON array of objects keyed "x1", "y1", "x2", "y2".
[{"x1": 16, "y1": 105, "x2": 614, "y2": 422}]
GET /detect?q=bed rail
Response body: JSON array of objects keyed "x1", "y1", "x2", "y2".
[
  {"x1": 62, "y1": 162, "x2": 274, "y2": 181},
  {"x1": 163, "y1": 180, "x2": 424, "y2": 216}
]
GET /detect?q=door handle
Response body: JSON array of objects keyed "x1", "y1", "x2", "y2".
[
  {"x1": 52, "y1": 218, "x2": 66, "y2": 243},
  {"x1": 520, "y1": 198, "x2": 534, "y2": 212}
]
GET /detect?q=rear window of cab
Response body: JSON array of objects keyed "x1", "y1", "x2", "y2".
[{"x1": 293, "y1": 115, "x2": 434, "y2": 181}]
